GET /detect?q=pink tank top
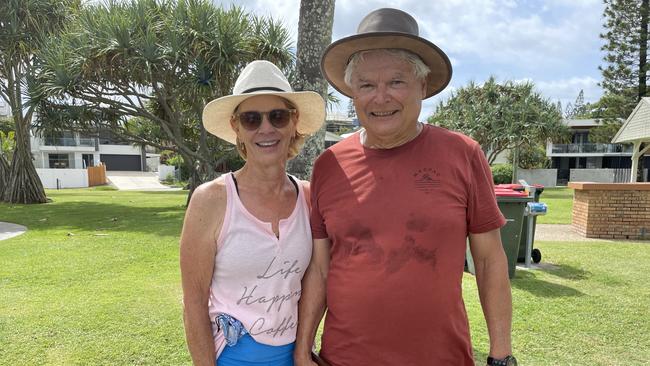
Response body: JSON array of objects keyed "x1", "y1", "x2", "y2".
[{"x1": 208, "y1": 173, "x2": 312, "y2": 357}]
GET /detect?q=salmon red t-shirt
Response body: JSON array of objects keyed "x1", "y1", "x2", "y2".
[{"x1": 310, "y1": 124, "x2": 506, "y2": 366}]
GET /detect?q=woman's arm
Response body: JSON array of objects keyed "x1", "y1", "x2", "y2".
[
  {"x1": 300, "y1": 180, "x2": 312, "y2": 211},
  {"x1": 180, "y1": 181, "x2": 226, "y2": 366}
]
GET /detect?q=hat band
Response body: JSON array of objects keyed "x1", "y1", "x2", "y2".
[{"x1": 242, "y1": 86, "x2": 286, "y2": 94}]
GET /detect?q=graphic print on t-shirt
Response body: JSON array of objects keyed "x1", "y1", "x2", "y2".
[
  {"x1": 413, "y1": 167, "x2": 441, "y2": 194},
  {"x1": 235, "y1": 255, "x2": 303, "y2": 339}
]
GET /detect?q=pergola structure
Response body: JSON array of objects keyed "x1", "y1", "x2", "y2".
[{"x1": 612, "y1": 97, "x2": 650, "y2": 182}]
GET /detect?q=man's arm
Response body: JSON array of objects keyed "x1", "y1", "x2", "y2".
[
  {"x1": 469, "y1": 228, "x2": 513, "y2": 360},
  {"x1": 294, "y1": 237, "x2": 331, "y2": 366}
]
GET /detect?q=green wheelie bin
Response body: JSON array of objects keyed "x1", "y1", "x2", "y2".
[
  {"x1": 517, "y1": 185, "x2": 544, "y2": 263},
  {"x1": 466, "y1": 188, "x2": 532, "y2": 279}
]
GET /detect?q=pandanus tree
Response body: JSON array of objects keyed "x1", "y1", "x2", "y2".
[
  {"x1": 0, "y1": 0, "x2": 77, "y2": 203},
  {"x1": 35, "y1": 0, "x2": 293, "y2": 199},
  {"x1": 429, "y1": 77, "x2": 570, "y2": 182}
]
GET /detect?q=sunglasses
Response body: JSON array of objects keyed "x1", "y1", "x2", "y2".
[{"x1": 234, "y1": 109, "x2": 296, "y2": 131}]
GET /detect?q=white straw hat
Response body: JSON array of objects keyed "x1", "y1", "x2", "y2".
[{"x1": 202, "y1": 60, "x2": 326, "y2": 144}]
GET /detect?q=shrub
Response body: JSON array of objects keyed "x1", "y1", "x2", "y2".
[
  {"x1": 162, "y1": 173, "x2": 175, "y2": 185},
  {"x1": 491, "y1": 164, "x2": 513, "y2": 184},
  {"x1": 159, "y1": 150, "x2": 175, "y2": 165},
  {"x1": 508, "y1": 144, "x2": 550, "y2": 169}
]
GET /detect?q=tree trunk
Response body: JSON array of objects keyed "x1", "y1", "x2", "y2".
[
  {"x1": 0, "y1": 153, "x2": 9, "y2": 197},
  {"x1": 184, "y1": 152, "x2": 220, "y2": 206},
  {"x1": 287, "y1": 0, "x2": 335, "y2": 180},
  {"x1": 3, "y1": 116, "x2": 47, "y2": 203},
  {"x1": 511, "y1": 146, "x2": 519, "y2": 184},
  {"x1": 140, "y1": 143, "x2": 147, "y2": 172},
  {"x1": 640, "y1": 0, "x2": 649, "y2": 100}
]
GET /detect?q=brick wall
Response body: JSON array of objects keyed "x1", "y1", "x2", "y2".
[{"x1": 569, "y1": 183, "x2": 650, "y2": 240}]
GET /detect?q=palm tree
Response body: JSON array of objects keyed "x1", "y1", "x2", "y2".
[
  {"x1": 287, "y1": 0, "x2": 336, "y2": 180},
  {"x1": 0, "y1": 131, "x2": 13, "y2": 197},
  {"x1": 0, "y1": 0, "x2": 76, "y2": 203},
  {"x1": 35, "y1": 0, "x2": 294, "y2": 199}
]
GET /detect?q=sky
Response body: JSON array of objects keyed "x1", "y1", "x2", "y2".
[{"x1": 213, "y1": 0, "x2": 606, "y2": 119}]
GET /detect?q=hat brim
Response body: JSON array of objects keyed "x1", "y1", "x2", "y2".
[
  {"x1": 202, "y1": 90, "x2": 326, "y2": 144},
  {"x1": 321, "y1": 32, "x2": 452, "y2": 99}
]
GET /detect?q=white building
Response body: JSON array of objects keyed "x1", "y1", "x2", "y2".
[
  {"x1": 546, "y1": 118, "x2": 640, "y2": 185},
  {"x1": 0, "y1": 98, "x2": 10, "y2": 118},
  {"x1": 30, "y1": 130, "x2": 144, "y2": 171}
]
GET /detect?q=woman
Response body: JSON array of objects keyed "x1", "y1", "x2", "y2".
[{"x1": 180, "y1": 60, "x2": 325, "y2": 366}]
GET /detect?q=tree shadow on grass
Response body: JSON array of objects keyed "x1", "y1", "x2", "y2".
[
  {"x1": 0, "y1": 199, "x2": 187, "y2": 238},
  {"x1": 541, "y1": 263, "x2": 592, "y2": 281},
  {"x1": 511, "y1": 270, "x2": 585, "y2": 298}
]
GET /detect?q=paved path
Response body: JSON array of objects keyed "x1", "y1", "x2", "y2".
[
  {"x1": 0, "y1": 222, "x2": 27, "y2": 241},
  {"x1": 535, "y1": 223, "x2": 648, "y2": 243},
  {"x1": 535, "y1": 224, "x2": 596, "y2": 242},
  {"x1": 106, "y1": 171, "x2": 180, "y2": 191}
]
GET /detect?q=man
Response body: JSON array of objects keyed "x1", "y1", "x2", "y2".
[{"x1": 294, "y1": 8, "x2": 517, "y2": 366}]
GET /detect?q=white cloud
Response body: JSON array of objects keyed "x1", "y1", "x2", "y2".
[
  {"x1": 416, "y1": 0, "x2": 604, "y2": 71},
  {"x1": 211, "y1": 0, "x2": 606, "y2": 114},
  {"x1": 212, "y1": 0, "x2": 301, "y2": 43},
  {"x1": 534, "y1": 76, "x2": 602, "y2": 105},
  {"x1": 213, "y1": 1, "x2": 604, "y2": 72}
]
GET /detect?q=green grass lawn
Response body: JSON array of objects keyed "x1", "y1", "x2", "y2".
[
  {"x1": 0, "y1": 188, "x2": 190, "y2": 365},
  {"x1": 466, "y1": 240, "x2": 650, "y2": 365},
  {"x1": 536, "y1": 187, "x2": 574, "y2": 225},
  {"x1": 2, "y1": 188, "x2": 648, "y2": 365}
]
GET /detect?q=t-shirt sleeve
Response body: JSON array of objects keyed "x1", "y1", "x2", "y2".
[
  {"x1": 309, "y1": 154, "x2": 329, "y2": 239},
  {"x1": 467, "y1": 143, "x2": 507, "y2": 233}
]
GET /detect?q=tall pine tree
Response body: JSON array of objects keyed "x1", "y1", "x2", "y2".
[
  {"x1": 599, "y1": 0, "x2": 649, "y2": 115},
  {"x1": 599, "y1": 0, "x2": 649, "y2": 180},
  {"x1": 572, "y1": 89, "x2": 587, "y2": 117}
]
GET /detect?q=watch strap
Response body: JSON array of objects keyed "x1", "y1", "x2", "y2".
[{"x1": 487, "y1": 355, "x2": 517, "y2": 366}]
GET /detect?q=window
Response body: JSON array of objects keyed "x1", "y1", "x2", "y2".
[
  {"x1": 48, "y1": 154, "x2": 70, "y2": 169},
  {"x1": 82, "y1": 154, "x2": 94, "y2": 168},
  {"x1": 44, "y1": 131, "x2": 75, "y2": 146},
  {"x1": 572, "y1": 131, "x2": 589, "y2": 144},
  {"x1": 98, "y1": 129, "x2": 129, "y2": 145}
]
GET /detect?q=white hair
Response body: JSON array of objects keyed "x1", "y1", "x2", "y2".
[{"x1": 343, "y1": 49, "x2": 431, "y2": 87}]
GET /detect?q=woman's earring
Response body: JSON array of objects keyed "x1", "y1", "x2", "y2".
[{"x1": 236, "y1": 137, "x2": 246, "y2": 153}]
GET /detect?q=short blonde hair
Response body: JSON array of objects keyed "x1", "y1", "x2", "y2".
[
  {"x1": 343, "y1": 48, "x2": 431, "y2": 87},
  {"x1": 233, "y1": 97, "x2": 305, "y2": 161}
]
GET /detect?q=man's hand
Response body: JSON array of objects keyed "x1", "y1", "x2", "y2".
[
  {"x1": 294, "y1": 353, "x2": 318, "y2": 366},
  {"x1": 295, "y1": 351, "x2": 332, "y2": 366}
]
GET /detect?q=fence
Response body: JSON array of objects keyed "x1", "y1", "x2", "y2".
[
  {"x1": 88, "y1": 163, "x2": 107, "y2": 186},
  {"x1": 36, "y1": 168, "x2": 88, "y2": 189},
  {"x1": 613, "y1": 168, "x2": 649, "y2": 183}
]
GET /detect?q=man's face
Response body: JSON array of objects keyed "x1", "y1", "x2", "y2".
[{"x1": 349, "y1": 51, "x2": 426, "y2": 147}]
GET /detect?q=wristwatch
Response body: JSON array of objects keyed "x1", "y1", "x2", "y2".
[{"x1": 487, "y1": 355, "x2": 517, "y2": 366}]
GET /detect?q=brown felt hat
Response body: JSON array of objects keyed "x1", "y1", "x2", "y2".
[{"x1": 321, "y1": 8, "x2": 452, "y2": 99}]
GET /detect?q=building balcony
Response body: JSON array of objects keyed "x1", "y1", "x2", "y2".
[
  {"x1": 43, "y1": 137, "x2": 96, "y2": 147},
  {"x1": 548, "y1": 143, "x2": 632, "y2": 155}
]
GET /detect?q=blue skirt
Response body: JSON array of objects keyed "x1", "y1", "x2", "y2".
[{"x1": 217, "y1": 334, "x2": 295, "y2": 366}]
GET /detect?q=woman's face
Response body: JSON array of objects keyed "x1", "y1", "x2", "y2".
[{"x1": 231, "y1": 94, "x2": 298, "y2": 164}]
